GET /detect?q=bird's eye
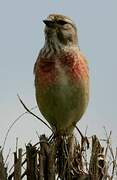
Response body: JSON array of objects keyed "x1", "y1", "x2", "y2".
[{"x1": 57, "y1": 20, "x2": 67, "y2": 25}]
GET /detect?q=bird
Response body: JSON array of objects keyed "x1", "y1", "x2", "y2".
[{"x1": 34, "y1": 14, "x2": 89, "y2": 135}]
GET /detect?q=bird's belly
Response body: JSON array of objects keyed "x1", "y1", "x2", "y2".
[{"x1": 35, "y1": 68, "x2": 89, "y2": 133}]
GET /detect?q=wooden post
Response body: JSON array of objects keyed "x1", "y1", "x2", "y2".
[
  {"x1": 39, "y1": 134, "x2": 55, "y2": 180},
  {"x1": 56, "y1": 135, "x2": 77, "y2": 180},
  {"x1": 14, "y1": 148, "x2": 22, "y2": 180},
  {"x1": 26, "y1": 144, "x2": 38, "y2": 180},
  {"x1": 6, "y1": 133, "x2": 116, "y2": 180}
]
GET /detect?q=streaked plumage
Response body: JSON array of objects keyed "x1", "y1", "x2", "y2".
[{"x1": 34, "y1": 14, "x2": 89, "y2": 135}]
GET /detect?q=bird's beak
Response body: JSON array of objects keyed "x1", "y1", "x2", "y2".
[{"x1": 43, "y1": 20, "x2": 55, "y2": 28}]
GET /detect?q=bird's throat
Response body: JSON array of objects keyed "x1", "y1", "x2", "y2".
[{"x1": 40, "y1": 34, "x2": 78, "y2": 59}]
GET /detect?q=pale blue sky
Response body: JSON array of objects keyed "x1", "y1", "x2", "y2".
[{"x1": 0, "y1": 0, "x2": 117, "y2": 160}]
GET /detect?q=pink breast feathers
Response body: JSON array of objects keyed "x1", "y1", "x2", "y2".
[
  {"x1": 59, "y1": 52, "x2": 89, "y2": 82},
  {"x1": 72, "y1": 57, "x2": 89, "y2": 81},
  {"x1": 35, "y1": 53, "x2": 88, "y2": 87},
  {"x1": 35, "y1": 58, "x2": 57, "y2": 86}
]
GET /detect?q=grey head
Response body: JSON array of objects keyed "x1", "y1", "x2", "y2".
[{"x1": 43, "y1": 14, "x2": 78, "y2": 47}]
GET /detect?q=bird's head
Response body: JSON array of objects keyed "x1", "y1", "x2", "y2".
[{"x1": 43, "y1": 14, "x2": 78, "y2": 47}]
